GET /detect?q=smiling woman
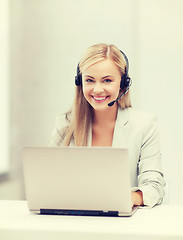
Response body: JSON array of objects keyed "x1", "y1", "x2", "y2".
[
  {"x1": 49, "y1": 43, "x2": 165, "y2": 208},
  {"x1": 56, "y1": 44, "x2": 132, "y2": 146}
]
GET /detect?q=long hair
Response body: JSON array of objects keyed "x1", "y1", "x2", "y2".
[{"x1": 62, "y1": 43, "x2": 132, "y2": 146}]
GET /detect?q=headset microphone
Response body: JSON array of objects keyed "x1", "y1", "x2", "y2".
[{"x1": 108, "y1": 82, "x2": 131, "y2": 107}]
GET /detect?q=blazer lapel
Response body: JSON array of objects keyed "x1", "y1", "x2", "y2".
[{"x1": 112, "y1": 108, "x2": 130, "y2": 148}]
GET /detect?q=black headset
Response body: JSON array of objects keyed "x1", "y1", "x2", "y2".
[{"x1": 75, "y1": 50, "x2": 131, "y2": 90}]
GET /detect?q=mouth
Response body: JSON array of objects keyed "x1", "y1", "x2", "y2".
[{"x1": 91, "y1": 95, "x2": 109, "y2": 103}]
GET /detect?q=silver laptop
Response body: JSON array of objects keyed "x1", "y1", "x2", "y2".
[{"x1": 22, "y1": 147, "x2": 138, "y2": 217}]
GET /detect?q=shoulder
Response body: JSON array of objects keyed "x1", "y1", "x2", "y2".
[
  {"x1": 55, "y1": 112, "x2": 71, "y2": 131},
  {"x1": 49, "y1": 112, "x2": 71, "y2": 147},
  {"x1": 117, "y1": 107, "x2": 159, "y2": 133},
  {"x1": 126, "y1": 108, "x2": 160, "y2": 141},
  {"x1": 127, "y1": 108, "x2": 157, "y2": 126}
]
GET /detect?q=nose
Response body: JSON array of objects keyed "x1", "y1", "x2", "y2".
[{"x1": 93, "y1": 82, "x2": 104, "y2": 94}]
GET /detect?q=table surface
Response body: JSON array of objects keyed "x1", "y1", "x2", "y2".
[{"x1": 0, "y1": 200, "x2": 183, "y2": 240}]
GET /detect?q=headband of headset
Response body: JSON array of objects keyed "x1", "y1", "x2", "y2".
[{"x1": 75, "y1": 50, "x2": 131, "y2": 90}]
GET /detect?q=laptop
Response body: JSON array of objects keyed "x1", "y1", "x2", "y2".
[{"x1": 22, "y1": 147, "x2": 138, "y2": 217}]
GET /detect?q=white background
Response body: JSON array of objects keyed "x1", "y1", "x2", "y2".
[{"x1": 0, "y1": 0, "x2": 183, "y2": 204}]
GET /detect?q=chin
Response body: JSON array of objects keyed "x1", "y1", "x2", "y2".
[{"x1": 91, "y1": 104, "x2": 110, "y2": 111}]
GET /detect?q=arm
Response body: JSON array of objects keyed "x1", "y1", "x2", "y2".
[{"x1": 134, "y1": 116, "x2": 166, "y2": 207}]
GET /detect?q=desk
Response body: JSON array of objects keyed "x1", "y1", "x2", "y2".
[{"x1": 0, "y1": 200, "x2": 183, "y2": 240}]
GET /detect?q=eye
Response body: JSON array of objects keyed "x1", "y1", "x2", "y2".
[
  {"x1": 85, "y1": 79, "x2": 94, "y2": 83},
  {"x1": 103, "y1": 79, "x2": 112, "y2": 83}
]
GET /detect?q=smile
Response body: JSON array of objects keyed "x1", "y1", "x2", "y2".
[{"x1": 91, "y1": 96, "x2": 109, "y2": 102}]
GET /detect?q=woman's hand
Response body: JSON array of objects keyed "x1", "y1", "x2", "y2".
[{"x1": 131, "y1": 190, "x2": 144, "y2": 207}]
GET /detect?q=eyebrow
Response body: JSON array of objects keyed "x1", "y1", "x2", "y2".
[
  {"x1": 84, "y1": 75, "x2": 114, "y2": 79},
  {"x1": 101, "y1": 75, "x2": 113, "y2": 79},
  {"x1": 84, "y1": 75, "x2": 95, "y2": 79}
]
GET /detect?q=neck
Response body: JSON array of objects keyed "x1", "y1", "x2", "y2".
[{"x1": 92, "y1": 104, "x2": 118, "y2": 126}]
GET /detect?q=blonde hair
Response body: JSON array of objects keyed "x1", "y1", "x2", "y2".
[{"x1": 62, "y1": 43, "x2": 132, "y2": 146}]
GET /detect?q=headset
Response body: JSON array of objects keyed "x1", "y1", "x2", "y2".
[{"x1": 75, "y1": 50, "x2": 132, "y2": 107}]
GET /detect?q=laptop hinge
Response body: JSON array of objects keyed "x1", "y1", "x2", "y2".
[
  {"x1": 40, "y1": 209, "x2": 119, "y2": 217},
  {"x1": 31, "y1": 209, "x2": 40, "y2": 214}
]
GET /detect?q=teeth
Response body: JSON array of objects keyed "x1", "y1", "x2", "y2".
[{"x1": 93, "y1": 96, "x2": 106, "y2": 100}]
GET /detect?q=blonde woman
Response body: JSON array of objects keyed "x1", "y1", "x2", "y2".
[{"x1": 49, "y1": 43, "x2": 165, "y2": 208}]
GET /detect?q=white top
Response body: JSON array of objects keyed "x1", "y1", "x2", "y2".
[
  {"x1": 49, "y1": 107, "x2": 166, "y2": 207},
  {"x1": 0, "y1": 200, "x2": 183, "y2": 240}
]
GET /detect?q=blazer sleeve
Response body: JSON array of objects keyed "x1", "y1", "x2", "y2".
[{"x1": 132, "y1": 116, "x2": 166, "y2": 207}]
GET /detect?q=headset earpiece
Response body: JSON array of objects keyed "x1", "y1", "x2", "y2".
[
  {"x1": 75, "y1": 64, "x2": 82, "y2": 86},
  {"x1": 120, "y1": 74, "x2": 127, "y2": 89},
  {"x1": 75, "y1": 74, "x2": 82, "y2": 86},
  {"x1": 120, "y1": 74, "x2": 131, "y2": 89},
  {"x1": 119, "y1": 50, "x2": 131, "y2": 90}
]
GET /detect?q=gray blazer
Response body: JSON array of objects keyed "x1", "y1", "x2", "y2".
[{"x1": 49, "y1": 107, "x2": 165, "y2": 207}]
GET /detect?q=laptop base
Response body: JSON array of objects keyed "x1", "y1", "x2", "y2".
[
  {"x1": 31, "y1": 207, "x2": 138, "y2": 217},
  {"x1": 40, "y1": 209, "x2": 119, "y2": 217}
]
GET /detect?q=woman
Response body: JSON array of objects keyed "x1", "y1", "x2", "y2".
[{"x1": 49, "y1": 43, "x2": 165, "y2": 208}]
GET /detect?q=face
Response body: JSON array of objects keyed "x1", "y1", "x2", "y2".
[{"x1": 82, "y1": 58, "x2": 121, "y2": 111}]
